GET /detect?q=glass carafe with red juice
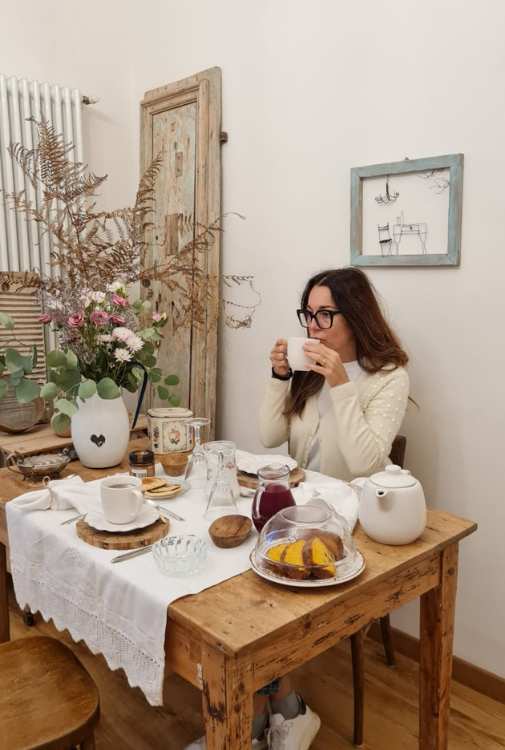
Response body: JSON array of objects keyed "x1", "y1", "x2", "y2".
[{"x1": 252, "y1": 463, "x2": 296, "y2": 531}]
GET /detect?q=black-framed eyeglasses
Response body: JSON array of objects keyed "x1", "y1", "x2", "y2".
[{"x1": 296, "y1": 308, "x2": 341, "y2": 329}]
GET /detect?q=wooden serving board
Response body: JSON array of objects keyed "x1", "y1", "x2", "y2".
[
  {"x1": 237, "y1": 467, "x2": 305, "y2": 490},
  {"x1": 76, "y1": 517, "x2": 169, "y2": 550}
]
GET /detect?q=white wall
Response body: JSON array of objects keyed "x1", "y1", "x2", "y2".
[
  {"x1": 130, "y1": 0, "x2": 505, "y2": 678},
  {"x1": 2, "y1": 0, "x2": 504, "y2": 679},
  {"x1": 0, "y1": 0, "x2": 138, "y2": 210}
]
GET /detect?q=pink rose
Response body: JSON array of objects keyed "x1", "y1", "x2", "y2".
[
  {"x1": 90, "y1": 310, "x2": 110, "y2": 326},
  {"x1": 112, "y1": 293, "x2": 128, "y2": 307},
  {"x1": 110, "y1": 314, "x2": 126, "y2": 325},
  {"x1": 68, "y1": 313, "x2": 84, "y2": 328},
  {"x1": 152, "y1": 312, "x2": 167, "y2": 323},
  {"x1": 38, "y1": 313, "x2": 52, "y2": 324}
]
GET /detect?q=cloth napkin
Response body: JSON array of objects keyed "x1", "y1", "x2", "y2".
[
  {"x1": 9, "y1": 473, "x2": 127, "y2": 515},
  {"x1": 292, "y1": 472, "x2": 359, "y2": 532}
]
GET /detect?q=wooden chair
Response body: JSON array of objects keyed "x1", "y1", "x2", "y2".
[
  {"x1": 350, "y1": 434, "x2": 406, "y2": 746},
  {"x1": 0, "y1": 636, "x2": 100, "y2": 749}
]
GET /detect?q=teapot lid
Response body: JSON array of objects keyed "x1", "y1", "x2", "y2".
[{"x1": 370, "y1": 464, "x2": 417, "y2": 489}]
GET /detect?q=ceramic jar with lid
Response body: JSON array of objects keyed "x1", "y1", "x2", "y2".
[{"x1": 147, "y1": 407, "x2": 193, "y2": 454}]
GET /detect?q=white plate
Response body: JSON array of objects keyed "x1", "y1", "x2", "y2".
[
  {"x1": 236, "y1": 450, "x2": 298, "y2": 475},
  {"x1": 249, "y1": 549, "x2": 366, "y2": 588},
  {"x1": 85, "y1": 504, "x2": 159, "y2": 533}
]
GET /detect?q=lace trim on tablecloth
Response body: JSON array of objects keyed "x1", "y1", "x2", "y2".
[{"x1": 10, "y1": 553, "x2": 165, "y2": 706}]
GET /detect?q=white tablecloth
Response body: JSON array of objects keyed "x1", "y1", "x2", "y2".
[{"x1": 6, "y1": 466, "x2": 358, "y2": 705}]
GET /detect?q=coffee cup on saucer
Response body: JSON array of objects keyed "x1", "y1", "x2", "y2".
[
  {"x1": 287, "y1": 337, "x2": 320, "y2": 371},
  {"x1": 101, "y1": 476, "x2": 144, "y2": 524}
]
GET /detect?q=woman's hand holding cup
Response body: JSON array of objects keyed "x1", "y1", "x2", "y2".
[
  {"x1": 270, "y1": 338, "x2": 290, "y2": 377},
  {"x1": 303, "y1": 340, "x2": 349, "y2": 387}
]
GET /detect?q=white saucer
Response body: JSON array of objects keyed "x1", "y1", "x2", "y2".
[
  {"x1": 85, "y1": 504, "x2": 159, "y2": 533},
  {"x1": 249, "y1": 549, "x2": 366, "y2": 588}
]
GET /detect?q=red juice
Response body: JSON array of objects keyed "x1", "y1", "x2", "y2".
[{"x1": 252, "y1": 483, "x2": 296, "y2": 531}]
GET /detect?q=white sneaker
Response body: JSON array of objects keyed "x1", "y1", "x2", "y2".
[
  {"x1": 267, "y1": 700, "x2": 321, "y2": 750},
  {"x1": 185, "y1": 736, "x2": 267, "y2": 749}
]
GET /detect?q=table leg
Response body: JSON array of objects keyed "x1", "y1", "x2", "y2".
[
  {"x1": 201, "y1": 643, "x2": 253, "y2": 749},
  {"x1": 0, "y1": 542, "x2": 10, "y2": 642},
  {"x1": 419, "y1": 543, "x2": 458, "y2": 749}
]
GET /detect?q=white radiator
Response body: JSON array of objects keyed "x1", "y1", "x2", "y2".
[{"x1": 0, "y1": 75, "x2": 84, "y2": 274}]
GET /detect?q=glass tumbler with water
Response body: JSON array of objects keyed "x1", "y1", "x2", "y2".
[
  {"x1": 204, "y1": 451, "x2": 240, "y2": 522},
  {"x1": 203, "y1": 440, "x2": 240, "y2": 500}
]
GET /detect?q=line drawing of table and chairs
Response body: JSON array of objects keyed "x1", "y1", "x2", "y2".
[{"x1": 378, "y1": 211, "x2": 428, "y2": 255}]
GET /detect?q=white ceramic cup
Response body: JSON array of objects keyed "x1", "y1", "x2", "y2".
[
  {"x1": 287, "y1": 336, "x2": 320, "y2": 371},
  {"x1": 101, "y1": 476, "x2": 144, "y2": 524}
]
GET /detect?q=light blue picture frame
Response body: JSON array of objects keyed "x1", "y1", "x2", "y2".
[{"x1": 350, "y1": 154, "x2": 464, "y2": 267}]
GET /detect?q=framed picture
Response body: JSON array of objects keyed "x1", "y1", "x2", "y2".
[{"x1": 350, "y1": 154, "x2": 463, "y2": 267}]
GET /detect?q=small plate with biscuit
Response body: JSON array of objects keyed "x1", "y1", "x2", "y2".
[{"x1": 142, "y1": 477, "x2": 189, "y2": 500}]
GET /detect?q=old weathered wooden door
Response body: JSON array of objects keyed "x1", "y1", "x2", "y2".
[{"x1": 140, "y1": 68, "x2": 222, "y2": 438}]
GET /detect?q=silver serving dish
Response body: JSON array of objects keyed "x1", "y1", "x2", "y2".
[{"x1": 7, "y1": 449, "x2": 73, "y2": 481}]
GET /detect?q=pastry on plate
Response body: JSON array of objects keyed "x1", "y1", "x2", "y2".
[
  {"x1": 142, "y1": 477, "x2": 167, "y2": 492},
  {"x1": 144, "y1": 482, "x2": 182, "y2": 499},
  {"x1": 265, "y1": 532, "x2": 344, "y2": 580}
]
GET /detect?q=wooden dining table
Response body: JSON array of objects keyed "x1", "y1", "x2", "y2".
[{"x1": 0, "y1": 442, "x2": 477, "y2": 749}]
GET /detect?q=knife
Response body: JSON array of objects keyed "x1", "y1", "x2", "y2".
[
  {"x1": 111, "y1": 545, "x2": 153, "y2": 563},
  {"x1": 60, "y1": 512, "x2": 86, "y2": 525}
]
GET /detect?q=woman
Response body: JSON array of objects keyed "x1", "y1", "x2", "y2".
[
  {"x1": 257, "y1": 267, "x2": 410, "y2": 749},
  {"x1": 187, "y1": 268, "x2": 410, "y2": 750}
]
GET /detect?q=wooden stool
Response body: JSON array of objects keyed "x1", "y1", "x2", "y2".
[
  {"x1": 350, "y1": 434, "x2": 406, "y2": 746},
  {"x1": 0, "y1": 636, "x2": 99, "y2": 749}
]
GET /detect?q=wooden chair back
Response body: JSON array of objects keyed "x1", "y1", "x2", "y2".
[{"x1": 390, "y1": 434, "x2": 407, "y2": 469}]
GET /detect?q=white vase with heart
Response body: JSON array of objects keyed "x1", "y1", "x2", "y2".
[{"x1": 71, "y1": 393, "x2": 130, "y2": 468}]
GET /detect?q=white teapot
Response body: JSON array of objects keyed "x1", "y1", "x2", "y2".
[{"x1": 355, "y1": 465, "x2": 427, "y2": 545}]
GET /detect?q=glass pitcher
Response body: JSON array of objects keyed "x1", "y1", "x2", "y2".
[{"x1": 251, "y1": 463, "x2": 296, "y2": 532}]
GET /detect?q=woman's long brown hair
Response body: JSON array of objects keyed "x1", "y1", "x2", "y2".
[{"x1": 285, "y1": 268, "x2": 409, "y2": 418}]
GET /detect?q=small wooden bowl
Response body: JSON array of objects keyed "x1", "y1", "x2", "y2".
[
  {"x1": 208, "y1": 515, "x2": 252, "y2": 549},
  {"x1": 156, "y1": 450, "x2": 192, "y2": 477}
]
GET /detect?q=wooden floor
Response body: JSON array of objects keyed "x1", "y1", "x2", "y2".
[{"x1": 7, "y1": 588, "x2": 505, "y2": 750}]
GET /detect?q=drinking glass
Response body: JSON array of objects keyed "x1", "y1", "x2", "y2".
[
  {"x1": 184, "y1": 417, "x2": 210, "y2": 490},
  {"x1": 251, "y1": 463, "x2": 296, "y2": 531},
  {"x1": 204, "y1": 451, "x2": 240, "y2": 522},
  {"x1": 203, "y1": 440, "x2": 240, "y2": 500}
]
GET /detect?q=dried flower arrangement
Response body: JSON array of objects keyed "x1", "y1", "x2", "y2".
[{"x1": 0, "y1": 119, "x2": 228, "y2": 432}]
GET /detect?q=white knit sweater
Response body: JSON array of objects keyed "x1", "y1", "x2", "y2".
[{"x1": 259, "y1": 366, "x2": 410, "y2": 482}]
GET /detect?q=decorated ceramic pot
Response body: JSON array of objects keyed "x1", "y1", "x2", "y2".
[{"x1": 147, "y1": 407, "x2": 193, "y2": 454}]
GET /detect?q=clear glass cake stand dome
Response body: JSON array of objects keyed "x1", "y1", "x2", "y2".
[{"x1": 254, "y1": 499, "x2": 359, "y2": 581}]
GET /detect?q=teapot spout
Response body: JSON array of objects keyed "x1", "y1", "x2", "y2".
[{"x1": 376, "y1": 488, "x2": 389, "y2": 499}]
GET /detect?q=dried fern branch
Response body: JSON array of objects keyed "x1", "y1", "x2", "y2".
[{"x1": 2, "y1": 121, "x2": 257, "y2": 329}]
